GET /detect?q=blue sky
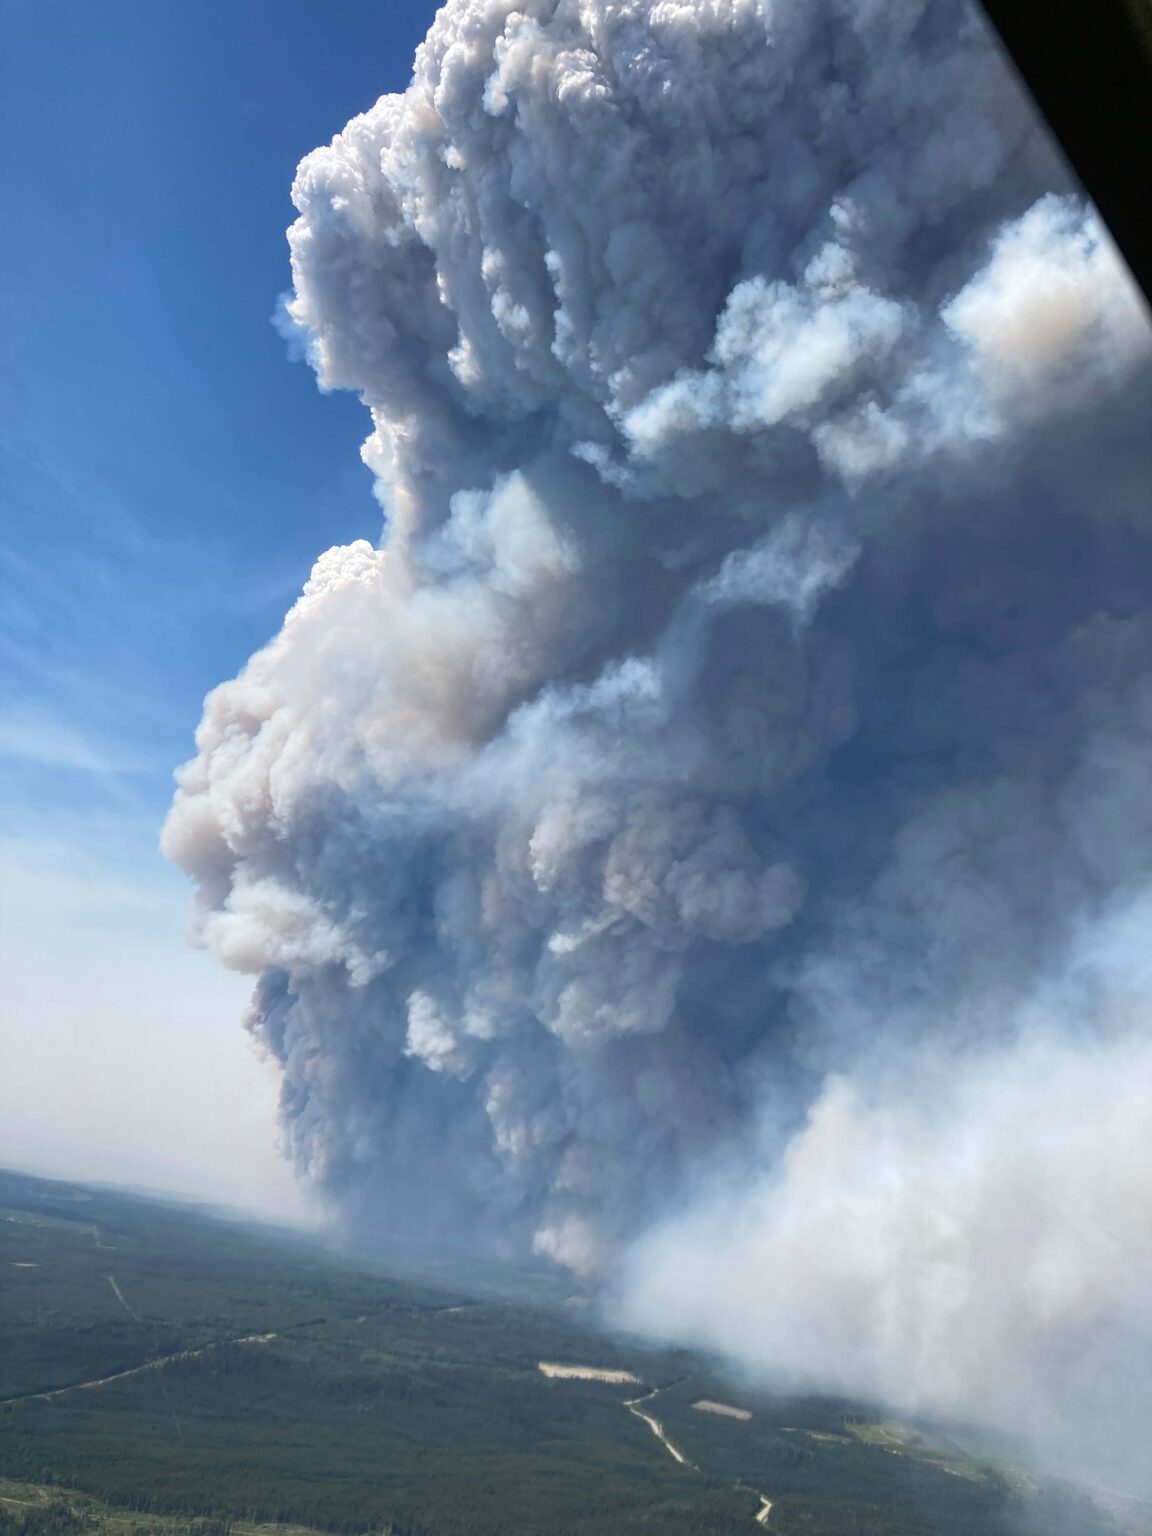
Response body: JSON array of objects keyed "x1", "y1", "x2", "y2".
[{"x1": 0, "y1": 0, "x2": 437, "y2": 1210}]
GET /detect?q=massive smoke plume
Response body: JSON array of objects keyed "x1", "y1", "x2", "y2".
[{"x1": 165, "y1": 0, "x2": 1152, "y2": 1463}]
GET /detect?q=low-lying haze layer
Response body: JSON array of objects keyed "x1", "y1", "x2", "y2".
[{"x1": 165, "y1": 0, "x2": 1152, "y2": 1465}]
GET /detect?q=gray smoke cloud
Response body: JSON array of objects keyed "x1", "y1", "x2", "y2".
[{"x1": 164, "y1": 0, "x2": 1152, "y2": 1465}]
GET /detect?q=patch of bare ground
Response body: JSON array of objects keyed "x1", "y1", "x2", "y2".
[
  {"x1": 537, "y1": 1361, "x2": 640, "y2": 1383},
  {"x1": 693, "y1": 1399, "x2": 752, "y2": 1421}
]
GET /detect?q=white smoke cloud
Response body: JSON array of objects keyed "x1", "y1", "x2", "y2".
[
  {"x1": 617, "y1": 894, "x2": 1152, "y2": 1452},
  {"x1": 945, "y1": 196, "x2": 1150, "y2": 401},
  {"x1": 165, "y1": 0, "x2": 1152, "y2": 1466}
]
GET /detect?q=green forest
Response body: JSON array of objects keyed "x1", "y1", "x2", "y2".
[{"x1": 0, "y1": 1169, "x2": 1132, "y2": 1536}]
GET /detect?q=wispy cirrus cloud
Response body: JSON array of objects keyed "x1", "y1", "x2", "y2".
[{"x1": 0, "y1": 709, "x2": 154, "y2": 776}]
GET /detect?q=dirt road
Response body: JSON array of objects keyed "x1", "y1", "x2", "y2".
[{"x1": 0, "y1": 1333, "x2": 277, "y2": 1408}]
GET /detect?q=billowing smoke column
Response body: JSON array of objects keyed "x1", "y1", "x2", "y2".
[{"x1": 165, "y1": 0, "x2": 1152, "y2": 1457}]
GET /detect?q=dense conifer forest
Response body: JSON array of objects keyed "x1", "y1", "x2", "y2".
[{"x1": 0, "y1": 1170, "x2": 1129, "y2": 1536}]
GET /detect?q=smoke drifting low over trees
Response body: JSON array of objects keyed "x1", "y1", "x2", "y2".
[{"x1": 165, "y1": 0, "x2": 1152, "y2": 1464}]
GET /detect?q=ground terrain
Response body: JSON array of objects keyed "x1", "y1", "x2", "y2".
[{"x1": 0, "y1": 1168, "x2": 1141, "y2": 1536}]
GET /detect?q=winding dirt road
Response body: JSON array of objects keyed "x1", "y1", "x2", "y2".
[
  {"x1": 624, "y1": 1387, "x2": 697, "y2": 1468},
  {"x1": 623, "y1": 1384, "x2": 773, "y2": 1526},
  {"x1": 0, "y1": 1333, "x2": 277, "y2": 1408}
]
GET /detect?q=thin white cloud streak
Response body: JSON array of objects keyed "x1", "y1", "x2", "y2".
[{"x1": 0, "y1": 710, "x2": 154, "y2": 775}]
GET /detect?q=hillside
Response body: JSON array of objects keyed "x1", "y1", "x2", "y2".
[{"x1": 0, "y1": 1169, "x2": 1134, "y2": 1536}]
